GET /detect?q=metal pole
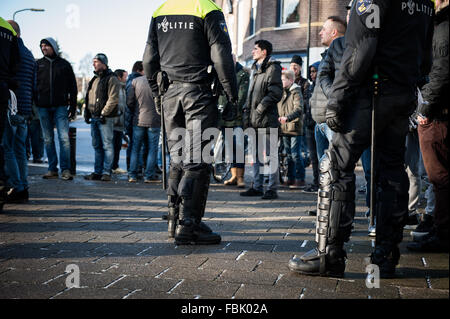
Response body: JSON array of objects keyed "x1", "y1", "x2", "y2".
[
  {"x1": 306, "y1": 0, "x2": 312, "y2": 70},
  {"x1": 369, "y1": 71, "x2": 379, "y2": 228}
]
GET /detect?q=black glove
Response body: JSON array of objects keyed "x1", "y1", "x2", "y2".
[
  {"x1": 326, "y1": 108, "x2": 344, "y2": 133},
  {"x1": 68, "y1": 105, "x2": 77, "y2": 120},
  {"x1": 242, "y1": 107, "x2": 250, "y2": 130},
  {"x1": 222, "y1": 101, "x2": 237, "y2": 122},
  {"x1": 154, "y1": 96, "x2": 162, "y2": 116},
  {"x1": 99, "y1": 115, "x2": 106, "y2": 124}
]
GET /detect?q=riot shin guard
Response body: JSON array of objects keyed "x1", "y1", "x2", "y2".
[{"x1": 289, "y1": 150, "x2": 353, "y2": 277}]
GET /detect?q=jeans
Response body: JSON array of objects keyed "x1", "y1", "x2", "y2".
[
  {"x1": 251, "y1": 131, "x2": 279, "y2": 192},
  {"x1": 129, "y1": 126, "x2": 161, "y2": 179},
  {"x1": 2, "y1": 118, "x2": 28, "y2": 192},
  {"x1": 361, "y1": 148, "x2": 371, "y2": 208},
  {"x1": 282, "y1": 135, "x2": 305, "y2": 181},
  {"x1": 91, "y1": 117, "x2": 114, "y2": 175},
  {"x1": 305, "y1": 124, "x2": 319, "y2": 185},
  {"x1": 222, "y1": 127, "x2": 245, "y2": 169},
  {"x1": 27, "y1": 119, "x2": 44, "y2": 160},
  {"x1": 405, "y1": 130, "x2": 422, "y2": 212},
  {"x1": 315, "y1": 123, "x2": 334, "y2": 160},
  {"x1": 38, "y1": 106, "x2": 71, "y2": 172}
]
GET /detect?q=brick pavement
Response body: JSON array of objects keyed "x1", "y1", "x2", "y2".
[{"x1": 0, "y1": 165, "x2": 448, "y2": 299}]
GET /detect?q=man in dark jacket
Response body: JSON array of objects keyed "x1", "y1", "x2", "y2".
[
  {"x1": 240, "y1": 40, "x2": 283, "y2": 200},
  {"x1": 36, "y1": 37, "x2": 77, "y2": 181},
  {"x1": 2, "y1": 21, "x2": 35, "y2": 203},
  {"x1": 84, "y1": 53, "x2": 121, "y2": 182},
  {"x1": 126, "y1": 73, "x2": 161, "y2": 183},
  {"x1": 289, "y1": 0, "x2": 435, "y2": 278},
  {"x1": 143, "y1": 0, "x2": 238, "y2": 245},
  {"x1": 0, "y1": 17, "x2": 20, "y2": 213},
  {"x1": 220, "y1": 58, "x2": 250, "y2": 189},
  {"x1": 408, "y1": 0, "x2": 449, "y2": 253},
  {"x1": 125, "y1": 61, "x2": 145, "y2": 171}
]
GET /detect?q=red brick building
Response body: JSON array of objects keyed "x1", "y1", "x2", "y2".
[{"x1": 214, "y1": 0, "x2": 348, "y2": 74}]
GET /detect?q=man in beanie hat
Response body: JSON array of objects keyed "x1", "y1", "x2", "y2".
[
  {"x1": 36, "y1": 37, "x2": 78, "y2": 181},
  {"x1": 84, "y1": 53, "x2": 121, "y2": 182}
]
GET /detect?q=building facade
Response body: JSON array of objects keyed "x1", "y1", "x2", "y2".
[{"x1": 215, "y1": 0, "x2": 348, "y2": 75}]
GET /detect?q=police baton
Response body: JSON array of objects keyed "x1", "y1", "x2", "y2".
[
  {"x1": 369, "y1": 70, "x2": 379, "y2": 229},
  {"x1": 157, "y1": 71, "x2": 169, "y2": 191}
]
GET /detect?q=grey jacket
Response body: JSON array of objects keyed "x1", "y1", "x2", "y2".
[
  {"x1": 126, "y1": 75, "x2": 161, "y2": 128},
  {"x1": 277, "y1": 83, "x2": 304, "y2": 136}
]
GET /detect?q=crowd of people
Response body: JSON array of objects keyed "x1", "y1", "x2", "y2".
[{"x1": 0, "y1": 0, "x2": 448, "y2": 280}]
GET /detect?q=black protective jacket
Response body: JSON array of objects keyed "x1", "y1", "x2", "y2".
[
  {"x1": 143, "y1": 0, "x2": 238, "y2": 102},
  {"x1": 328, "y1": 0, "x2": 434, "y2": 112},
  {"x1": 243, "y1": 57, "x2": 283, "y2": 129},
  {"x1": 419, "y1": 5, "x2": 449, "y2": 121},
  {"x1": 0, "y1": 17, "x2": 20, "y2": 89}
]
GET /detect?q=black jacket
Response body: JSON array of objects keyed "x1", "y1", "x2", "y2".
[
  {"x1": 319, "y1": 36, "x2": 345, "y2": 99},
  {"x1": 328, "y1": 0, "x2": 434, "y2": 112},
  {"x1": 0, "y1": 17, "x2": 20, "y2": 90},
  {"x1": 419, "y1": 5, "x2": 449, "y2": 121},
  {"x1": 143, "y1": 0, "x2": 238, "y2": 102},
  {"x1": 243, "y1": 57, "x2": 283, "y2": 129},
  {"x1": 36, "y1": 56, "x2": 78, "y2": 111}
]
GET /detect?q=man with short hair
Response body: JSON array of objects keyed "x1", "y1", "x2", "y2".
[
  {"x1": 36, "y1": 37, "x2": 78, "y2": 181},
  {"x1": 2, "y1": 20, "x2": 36, "y2": 203},
  {"x1": 111, "y1": 69, "x2": 128, "y2": 174},
  {"x1": 240, "y1": 39, "x2": 283, "y2": 200},
  {"x1": 84, "y1": 53, "x2": 121, "y2": 182}
]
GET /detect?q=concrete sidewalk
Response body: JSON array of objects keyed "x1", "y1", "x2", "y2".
[{"x1": 0, "y1": 165, "x2": 448, "y2": 299}]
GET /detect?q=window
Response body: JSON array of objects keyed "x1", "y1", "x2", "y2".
[
  {"x1": 249, "y1": 0, "x2": 257, "y2": 35},
  {"x1": 277, "y1": 0, "x2": 300, "y2": 27}
]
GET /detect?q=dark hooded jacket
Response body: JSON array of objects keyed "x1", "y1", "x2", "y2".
[
  {"x1": 243, "y1": 57, "x2": 283, "y2": 129},
  {"x1": 36, "y1": 37, "x2": 78, "y2": 112},
  {"x1": 419, "y1": 5, "x2": 449, "y2": 121}
]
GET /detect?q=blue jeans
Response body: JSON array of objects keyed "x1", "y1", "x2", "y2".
[
  {"x1": 27, "y1": 119, "x2": 44, "y2": 160},
  {"x1": 361, "y1": 148, "x2": 371, "y2": 208},
  {"x1": 38, "y1": 106, "x2": 71, "y2": 172},
  {"x1": 91, "y1": 117, "x2": 114, "y2": 175},
  {"x1": 282, "y1": 135, "x2": 305, "y2": 181},
  {"x1": 251, "y1": 132, "x2": 279, "y2": 192},
  {"x1": 2, "y1": 119, "x2": 28, "y2": 191},
  {"x1": 129, "y1": 126, "x2": 161, "y2": 179},
  {"x1": 315, "y1": 123, "x2": 334, "y2": 160}
]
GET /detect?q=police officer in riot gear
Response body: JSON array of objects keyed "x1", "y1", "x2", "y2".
[
  {"x1": 288, "y1": 0, "x2": 435, "y2": 278},
  {"x1": 143, "y1": 0, "x2": 238, "y2": 245}
]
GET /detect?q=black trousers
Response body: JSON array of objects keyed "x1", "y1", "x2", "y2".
[
  {"x1": 330, "y1": 91, "x2": 416, "y2": 248},
  {"x1": 163, "y1": 82, "x2": 218, "y2": 212}
]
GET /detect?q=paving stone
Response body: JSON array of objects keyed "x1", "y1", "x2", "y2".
[
  {"x1": 171, "y1": 279, "x2": 241, "y2": 298},
  {"x1": 398, "y1": 287, "x2": 449, "y2": 299},
  {"x1": 233, "y1": 283, "x2": 304, "y2": 299}
]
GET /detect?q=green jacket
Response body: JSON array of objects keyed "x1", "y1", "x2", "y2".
[{"x1": 218, "y1": 62, "x2": 250, "y2": 128}]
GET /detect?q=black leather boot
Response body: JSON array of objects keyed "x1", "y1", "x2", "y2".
[
  {"x1": 370, "y1": 245, "x2": 400, "y2": 279},
  {"x1": 289, "y1": 243, "x2": 347, "y2": 278}
]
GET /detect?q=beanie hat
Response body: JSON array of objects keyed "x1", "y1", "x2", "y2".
[
  {"x1": 94, "y1": 53, "x2": 108, "y2": 67},
  {"x1": 290, "y1": 55, "x2": 303, "y2": 66}
]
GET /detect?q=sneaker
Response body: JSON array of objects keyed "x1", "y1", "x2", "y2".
[
  {"x1": 43, "y1": 171, "x2": 59, "y2": 179},
  {"x1": 101, "y1": 174, "x2": 112, "y2": 182},
  {"x1": 406, "y1": 211, "x2": 420, "y2": 226},
  {"x1": 144, "y1": 176, "x2": 161, "y2": 183},
  {"x1": 112, "y1": 168, "x2": 127, "y2": 174},
  {"x1": 6, "y1": 188, "x2": 29, "y2": 204},
  {"x1": 84, "y1": 173, "x2": 102, "y2": 181},
  {"x1": 368, "y1": 225, "x2": 376, "y2": 237},
  {"x1": 262, "y1": 190, "x2": 278, "y2": 200},
  {"x1": 61, "y1": 170, "x2": 73, "y2": 181},
  {"x1": 240, "y1": 188, "x2": 264, "y2": 197},
  {"x1": 128, "y1": 177, "x2": 138, "y2": 183},
  {"x1": 289, "y1": 180, "x2": 306, "y2": 189},
  {"x1": 33, "y1": 158, "x2": 44, "y2": 164},
  {"x1": 302, "y1": 184, "x2": 319, "y2": 193},
  {"x1": 411, "y1": 214, "x2": 434, "y2": 242},
  {"x1": 407, "y1": 232, "x2": 449, "y2": 253}
]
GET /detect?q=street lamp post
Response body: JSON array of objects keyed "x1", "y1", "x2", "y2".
[{"x1": 13, "y1": 8, "x2": 45, "y2": 21}]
